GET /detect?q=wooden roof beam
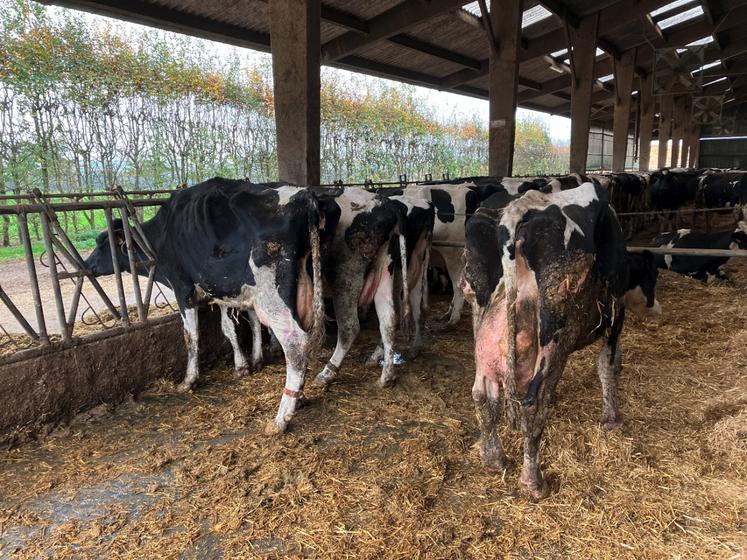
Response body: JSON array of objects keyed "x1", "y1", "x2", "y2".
[
  {"x1": 644, "y1": 13, "x2": 665, "y2": 41},
  {"x1": 451, "y1": 7, "x2": 530, "y2": 49},
  {"x1": 321, "y1": 0, "x2": 467, "y2": 63},
  {"x1": 537, "y1": 0, "x2": 581, "y2": 27},
  {"x1": 440, "y1": 0, "x2": 670, "y2": 89},
  {"x1": 38, "y1": 0, "x2": 271, "y2": 51},
  {"x1": 517, "y1": 12, "x2": 747, "y2": 109},
  {"x1": 387, "y1": 34, "x2": 483, "y2": 70},
  {"x1": 319, "y1": 4, "x2": 370, "y2": 34},
  {"x1": 320, "y1": 3, "x2": 543, "y2": 87}
]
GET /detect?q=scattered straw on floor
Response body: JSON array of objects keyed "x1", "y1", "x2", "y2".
[{"x1": 0, "y1": 267, "x2": 745, "y2": 559}]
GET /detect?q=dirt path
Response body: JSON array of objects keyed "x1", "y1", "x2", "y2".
[{"x1": 0, "y1": 256, "x2": 175, "y2": 338}]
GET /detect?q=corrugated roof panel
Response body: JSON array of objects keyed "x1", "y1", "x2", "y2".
[
  {"x1": 460, "y1": 1, "x2": 552, "y2": 28},
  {"x1": 658, "y1": 6, "x2": 704, "y2": 29}
]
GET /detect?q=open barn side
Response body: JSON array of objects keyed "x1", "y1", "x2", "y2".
[{"x1": 1, "y1": 266, "x2": 745, "y2": 558}]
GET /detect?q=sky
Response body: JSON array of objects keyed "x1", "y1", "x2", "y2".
[{"x1": 44, "y1": 4, "x2": 572, "y2": 142}]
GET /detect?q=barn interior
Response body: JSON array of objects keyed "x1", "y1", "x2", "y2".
[{"x1": 1, "y1": 0, "x2": 747, "y2": 557}]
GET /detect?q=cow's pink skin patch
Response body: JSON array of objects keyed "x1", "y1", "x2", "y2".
[
  {"x1": 296, "y1": 255, "x2": 314, "y2": 330},
  {"x1": 358, "y1": 255, "x2": 391, "y2": 307}
]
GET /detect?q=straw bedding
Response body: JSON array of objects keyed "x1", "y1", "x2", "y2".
[{"x1": 0, "y1": 265, "x2": 745, "y2": 558}]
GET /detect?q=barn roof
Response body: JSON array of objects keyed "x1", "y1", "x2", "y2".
[{"x1": 38, "y1": 0, "x2": 747, "y2": 127}]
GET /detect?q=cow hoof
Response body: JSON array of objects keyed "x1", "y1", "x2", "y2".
[
  {"x1": 313, "y1": 369, "x2": 334, "y2": 387},
  {"x1": 265, "y1": 418, "x2": 287, "y2": 435},
  {"x1": 233, "y1": 366, "x2": 252, "y2": 379},
  {"x1": 251, "y1": 359, "x2": 263, "y2": 373},
  {"x1": 519, "y1": 474, "x2": 549, "y2": 500},
  {"x1": 602, "y1": 418, "x2": 623, "y2": 431},
  {"x1": 378, "y1": 375, "x2": 396, "y2": 388},
  {"x1": 480, "y1": 449, "x2": 509, "y2": 472},
  {"x1": 176, "y1": 382, "x2": 193, "y2": 393}
]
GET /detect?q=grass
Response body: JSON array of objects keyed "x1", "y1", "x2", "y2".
[{"x1": 0, "y1": 229, "x2": 99, "y2": 263}]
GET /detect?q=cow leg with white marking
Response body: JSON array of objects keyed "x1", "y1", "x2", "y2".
[
  {"x1": 374, "y1": 254, "x2": 397, "y2": 387},
  {"x1": 250, "y1": 262, "x2": 312, "y2": 434},
  {"x1": 314, "y1": 283, "x2": 361, "y2": 387},
  {"x1": 443, "y1": 249, "x2": 465, "y2": 325},
  {"x1": 472, "y1": 371, "x2": 507, "y2": 471},
  {"x1": 247, "y1": 308, "x2": 264, "y2": 372},
  {"x1": 219, "y1": 305, "x2": 251, "y2": 378},
  {"x1": 177, "y1": 307, "x2": 200, "y2": 392},
  {"x1": 518, "y1": 352, "x2": 567, "y2": 500},
  {"x1": 407, "y1": 235, "x2": 429, "y2": 357},
  {"x1": 597, "y1": 311, "x2": 624, "y2": 430}
]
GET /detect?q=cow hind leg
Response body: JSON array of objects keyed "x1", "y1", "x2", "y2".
[
  {"x1": 178, "y1": 307, "x2": 200, "y2": 392},
  {"x1": 248, "y1": 309, "x2": 264, "y2": 372},
  {"x1": 597, "y1": 341, "x2": 623, "y2": 430},
  {"x1": 519, "y1": 402, "x2": 550, "y2": 500},
  {"x1": 259, "y1": 307, "x2": 310, "y2": 433},
  {"x1": 407, "y1": 263, "x2": 426, "y2": 358},
  {"x1": 374, "y1": 266, "x2": 397, "y2": 387},
  {"x1": 220, "y1": 306, "x2": 251, "y2": 378},
  {"x1": 314, "y1": 289, "x2": 360, "y2": 387},
  {"x1": 518, "y1": 351, "x2": 566, "y2": 500},
  {"x1": 270, "y1": 344, "x2": 308, "y2": 434},
  {"x1": 472, "y1": 372, "x2": 507, "y2": 471},
  {"x1": 598, "y1": 313, "x2": 624, "y2": 430},
  {"x1": 444, "y1": 256, "x2": 465, "y2": 326}
]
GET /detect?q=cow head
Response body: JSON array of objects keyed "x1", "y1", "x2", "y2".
[
  {"x1": 623, "y1": 250, "x2": 661, "y2": 318},
  {"x1": 84, "y1": 219, "x2": 145, "y2": 277}
]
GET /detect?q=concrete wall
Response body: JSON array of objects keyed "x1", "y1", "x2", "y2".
[{"x1": 0, "y1": 309, "x2": 230, "y2": 445}]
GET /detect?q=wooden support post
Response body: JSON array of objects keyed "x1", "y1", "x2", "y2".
[
  {"x1": 612, "y1": 50, "x2": 635, "y2": 171},
  {"x1": 487, "y1": 0, "x2": 522, "y2": 176},
  {"x1": 658, "y1": 95, "x2": 673, "y2": 169},
  {"x1": 270, "y1": 0, "x2": 321, "y2": 185},
  {"x1": 567, "y1": 14, "x2": 599, "y2": 174},
  {"x1": 638, "y1": 73, "x2": 654, "y2": 171},
  {"x1": 680, "y1": 100, "x2": 692, "y2": 168},
  {"x1": 670, "y1": 96, "x2": 685, "y2": 168},
  {"x1": 689, "y1": 124, "x2": 701, "y2": 168}
]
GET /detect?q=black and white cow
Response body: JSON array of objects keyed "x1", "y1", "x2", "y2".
[
  {"x1": 596, "y1": 173, "x2": 650, "y2": 214},
  {"x1": 374, "y1": 187, "x2": 435, "y2": 356},
  {"x1": 649, "y1": 169, "x2": 699, "y2": 210},
  {"x1": 462, "y1": 183, "x2": 660, "y2": 499},
  {"x1": 654, "y1": 222, "x2": 747, "y2": 281},
  {"x1": 84, "y1": 177, "x2": 336, "y2": 432},
  {"x1": 411, "y1": 175, "x2": 592, "y2": 326},
  {"x1": 402, "y1": 181, "x2": 485, "y2": 326},
  {"x1": 304, "y1": 187, "x2": 415, "y2": 388},
  {"x1": 697, "y1": 171, "x2": 747, "y2": 209}
]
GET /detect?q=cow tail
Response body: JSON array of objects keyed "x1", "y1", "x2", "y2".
[
  {"x1": 307, "y1": 195, "x2": 325, "y2": 354},
  {"x1": 397, "y1": 221, "x2": 411, "y2": 341},
  {"x1": 503, "y1": 239, "x2": 520, "y2": 430}
]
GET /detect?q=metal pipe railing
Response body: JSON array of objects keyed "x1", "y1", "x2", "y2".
[
  {"x1": 0, "y1": 198, "x2": 166, "y2": 215},
  {"x1": 0, "y1": 189, "x2": 175, "y2": 202},
  {"x1": 433, "y1": 240, "x2": 747, "y2": 258},
  {"x1": 0, "y1": 192, "x2": 176, "y2": 356}
]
